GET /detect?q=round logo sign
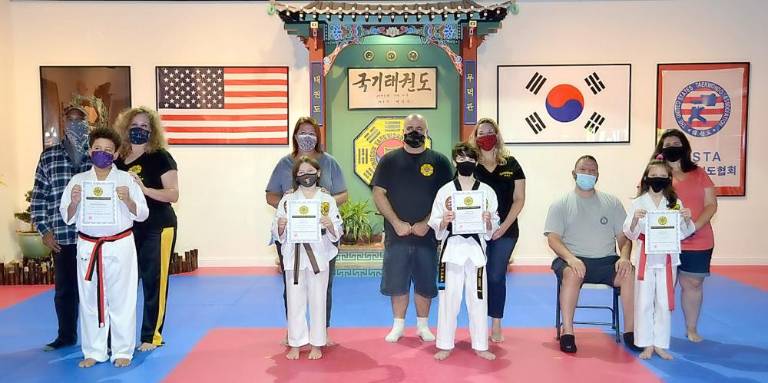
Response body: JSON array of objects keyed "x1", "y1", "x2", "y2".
[
  {"x1": 674, "y1": 81, "x2": 731, "y2": 137},
  {"x1": 299, "y1": 205, "x2": 309, "y2": 215},
  {"x1": 658, "y1": 216, "x2": 668, "y2": 226},
  {"x1": 321, "y1": 202, "x2": 330, "y2": 216},
  {"x1": 129, "y1": 165, "x2": 143, "y2": 175},
  {"x1": 93, "y1": 187, "x2": 103, "y2": 197},
  {"x1": 420, "y1": 163, "x2": 434, "y2": 177},
  {"x1": 353, "y1": 117, "x2": 432, "y2": 185},
  {"x1": 463, "y1": 196, "x2": 474, "y2": 206}
]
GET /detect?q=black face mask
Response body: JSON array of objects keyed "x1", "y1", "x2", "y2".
[
  {"x1": 456, "y1": 161, "x2": 476, "y2": 177},
  {"x1": 646, "y1": 177, "x2": 671, "y2": 193},
  {"x1": 296, "y1": 173, "x2": 318, "y2": 187},
  {"x1": 403, "y1": 131, "x2": 425, "y2": 148},
  {"x1": 662, "y1": 146, "x2": 685, "y2": 162}
]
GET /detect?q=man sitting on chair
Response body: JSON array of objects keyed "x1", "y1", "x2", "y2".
[{"x1": 544, "y1": 155, "x2": 642, "y2": 354}]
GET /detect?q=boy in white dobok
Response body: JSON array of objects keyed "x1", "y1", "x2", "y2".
[
  {"x1": 273, "y1": 156, "x2": 343, "y2": 360},
  {"x1": 60, "y1": 128, "x2": 148, "y2": 368},
  {"x1": 429, "y1": 143, "x2": 499, "y2": 361},
  {"x1": 623, "y1": 159, "x2": 694, "y2": 360}
]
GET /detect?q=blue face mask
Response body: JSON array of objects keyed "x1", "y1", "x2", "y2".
[
  {"x1": 575, "y1": 173, "x2": 597, "y2": 191},
  {"x1": 65, "y1": 120, "x2": 89, "y2": 149},
  {"x1": 129, "y1": 127, "x2": 151, "y2": 145}
]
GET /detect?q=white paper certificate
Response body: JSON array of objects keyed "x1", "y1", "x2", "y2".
[
  {"x1": 451, "y1": 190, "x2": 486, "y2": 235},
  {"x1": 287, "y1": 200, "x2": 321, "y2": 243},
  {"x1": 645, "y1": 211, "x2": 681, "y2": 254},
  {"x1": 81, "y1": 181, "x2": 118, "y2": 226}
]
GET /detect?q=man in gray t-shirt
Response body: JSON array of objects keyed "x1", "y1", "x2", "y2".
[{"x1": 544, "y1": 155, "x2": 640, "y2": 354}]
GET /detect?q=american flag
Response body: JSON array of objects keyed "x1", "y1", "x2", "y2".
[{"x1": 156, "y1": 66, "x2": 289, "y2": 145}]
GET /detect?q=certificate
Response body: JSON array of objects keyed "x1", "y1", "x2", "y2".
[
  {"x1": 286, "y1": 200, "x2": 321, "y2": 243},
  {"x1": 451, "y1": 190, "x2": 486, "y2": 235},
  {"x1": 645, "y1": 211, "x2": 681, "y2": 254},
  {"x1": 81, "y1": 181, "x2": 118, "y2": 226}
]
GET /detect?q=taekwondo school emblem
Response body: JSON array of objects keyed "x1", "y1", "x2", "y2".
[
  {"x1": 93, "y1": 186, "x2": 103, "y2": 197},
  {"x1": 672, "y1": 202, "x2": 681, "y2": 210},
  {"x1": 128, "y1": 165, "x2": 143, "y2": 175},
  {"x1": 658, "y1": 216, "x2": 669, "y2": 226},
  {"x1": 463, "y1": 196, "x2": 474, "y2": 206},
  {"x1": 321, "y1": 201, "x2": 330, "y2": 216},
  {"x1": 299, "y1": 205, "x2": 309, "y2": 215},
  {"x1": 420, "y1": 163, "x2": 434, "y2": 177},
  {"x1": 674, "y1": 81, "x2": 731, "y2": 138}
]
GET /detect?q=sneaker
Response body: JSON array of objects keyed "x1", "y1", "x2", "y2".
[
  {"x1": 559, "y1": 334, "x2": 577, "y2": 353},
  {"x1": 623, "y1": 332, "x2": 644, "y2": 352},
  {"x1": 43, "y1": 339, "x2": 76, "y2": 352}
]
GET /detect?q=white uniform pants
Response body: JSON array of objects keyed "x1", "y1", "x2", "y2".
[
  {"x1": 634, "y1": 266, "x2": 675, "y2": 349},
  {"x1": 436, "y1": 259, "x2": 489, "y2": 352},
  {"x1": 285, "y1": 268, "x2": 329, "y2": 347},
  {"x1": 76, "y1": 234, "x2": 138, "y2": 362}
]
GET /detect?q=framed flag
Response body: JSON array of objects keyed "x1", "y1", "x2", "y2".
[
  {"x1": 656, "y1": 62, "x2": 749, "y2": 197},
  {"x1": 40, "y1": 66, "x2": 131, "y2": 149},
  {"x1": 156, "y1": 66, "x2": 289, "y2": 145},
  {"x1": 497, "y1": 64, "x2": 631, "y2": 144}
]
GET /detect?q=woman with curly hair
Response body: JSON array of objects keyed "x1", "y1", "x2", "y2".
[{"x1": 114, "y1": 106, "x2": 180, "y2": 352}]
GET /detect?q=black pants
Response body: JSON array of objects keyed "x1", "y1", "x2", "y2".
[
  {"x1": 276, "y1": 242, "x2": 335, "y2": 327},
  {"x1": 134, "y1": 225, "x2": 177, "y2": 345},
  {"x1": 53, "y1": 244, "x2": 79, "y2": 343}
]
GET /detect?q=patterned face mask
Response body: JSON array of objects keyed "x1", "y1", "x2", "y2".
[
  {"x1": 129, "y1": 127, "x2": 151, "y2": 145},
  {"x1": 65, "y1": 120, "x2": 89, "y2": 150},
  {"x1": 91, "y1": 150, "x2": 115, "y2": 169},
  {"x1": 296, "y1": 134, "x2": 317, "y2": 152}
]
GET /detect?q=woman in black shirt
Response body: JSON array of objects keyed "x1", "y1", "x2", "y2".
[
  {"x1": 114, "y1": 107, "x2": 179, "y2": 352},
  {"x1": 469, "y1": 118, "x2": 526, "y2": 343}
]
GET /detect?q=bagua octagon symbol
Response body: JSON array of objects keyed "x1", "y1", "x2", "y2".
[{"x1": 673, "y1": 81, "x2": 731, "y2": 137}]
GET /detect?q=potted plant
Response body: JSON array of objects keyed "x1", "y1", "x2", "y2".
[
  {"x1": 339, "y1": 200, "x2": 374, "y2": 246},
  {"x1": 15, "y1": 191, "x2": 51, "y2": 259}
]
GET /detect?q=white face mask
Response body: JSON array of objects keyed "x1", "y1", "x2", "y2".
[{"x1": 296, "y1": 134, "x2": 317, "y2": 152}]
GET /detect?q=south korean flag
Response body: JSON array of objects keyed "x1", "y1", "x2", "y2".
[{"x1": 498, "y1": 64, "x2": 631, "y2": 143}]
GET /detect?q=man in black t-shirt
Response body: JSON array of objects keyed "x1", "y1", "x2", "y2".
[{"x1": 372, "y1": 114, "x2": 453, "y2": 343}]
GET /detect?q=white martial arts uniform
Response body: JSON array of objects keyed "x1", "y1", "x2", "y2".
[
  {"x1": 60, "y1": 165, "x2": 148, "y2": 362},
  {"x1": 428, "y1": 179, "x2": 499, "y2": 352},
  {"x1": 623, "y1": 193, "x2": 694, "y2": 349},
  {"x1": 272, "y1": 189, "x2": 342, "y2": 348}
]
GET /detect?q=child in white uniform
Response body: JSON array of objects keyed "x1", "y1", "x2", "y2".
[
  {"x1": 428, "y1": 143, "x2": 499, "y2": 361},
  {"x1": 273, "y1": 156, "x2": 343, "y2": 360},
  {"x1": 623, "y1": 159, "x2": 694, "y2": 360},
  {"x1": 60, "y1": 128, "x2": 149, "y2": 368}
]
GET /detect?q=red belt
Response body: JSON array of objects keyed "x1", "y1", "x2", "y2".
[
  {"x1": 78, "y1": 228, "x2": 133, "y2": 328},
  {"x1": 637, "y1": 234, "x2": 675, "y2": 311}
]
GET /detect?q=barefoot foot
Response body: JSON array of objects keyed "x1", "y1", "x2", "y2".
[
  {"x1": 137, "y1": 342, "x2": 158, "y2": 352},
  {"x1": 654, "y1": 347, "x2": 674, "y2": 360},
  {"x1": 639, "y1": 347, "x2": 653, "y2": 359},
  {"x1": 78, "y1": 358, "x2": 98, "y2": 368},
  {"x1": 286, "y1": 347, "x2": 300, "y2": 360},
  {"x1": 308, "y1": 346, "x2": 323, "y2": 360},
  {"x1": 475, "y1": 350, "x2": 496, "y2": 360},
  {"x1": 113, "y1": 358, "x2": 131, "y2": 368},
  {"x1": 687, "y1": 329, "x2": 703, "y2": 343},
  {"x1": 434, "y1": 350, "x2": 452, "y2": 360},
  {"x1": 491, "y1": 320, "x2": 504, "y2": 343}
]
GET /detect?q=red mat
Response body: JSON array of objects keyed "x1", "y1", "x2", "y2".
[
  {"x1": 164, "y1": 328, "x2": 659, "y2": 383},
  {"x1": 0, "y1": 285, "x2": 52, "y2": 309},
  {"x1": 712, "y1": 265, "x2": 768, "y2": 291}
]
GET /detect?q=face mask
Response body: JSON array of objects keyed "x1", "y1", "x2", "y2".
[
  {"x1": 476, "y1": 134, "x2": 497, "y2": 151},
  {"x1": 403, "y1": 131, "x2": 425, "y2": 148},
  {"x1": 296, "y1": 134, "x2": 317, "y2": 152},
  {"x1": 91, "y1": 150, "x2": 114, "y2": 169},
  {"x1": 646, "y1": 177, "x2": 671, "y2": 193},
  {"x1": 456, "y1": 161, "x2": 476, "y2": 177},
  {"x1": 296, "y1": 173, "x2": 318, "y2": 187},
  {"x1": 65, "y1": 120, "x2": 89, "y2": 149},
  {"x1": 661, "y1": 146, "x2": 685, "y2": 162},
  {"x1": 129, "y1": 127, "x2": 151, "y2": 145},
  {"x1": 575, "y1": 173, "x2": 597, "y2": 191}
]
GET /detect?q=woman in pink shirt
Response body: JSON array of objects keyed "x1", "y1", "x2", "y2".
[{"x1": 652, "y1": 129, "x2": 718, "y2": 343}]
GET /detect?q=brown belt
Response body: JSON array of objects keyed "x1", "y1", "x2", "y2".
[{"x1": 293, "y1": 243, "x2": 320, "y2": 285}]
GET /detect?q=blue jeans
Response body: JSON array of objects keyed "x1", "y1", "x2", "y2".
[{"x1": 486, "y1": 237, "x2": 518, "y2": 319}]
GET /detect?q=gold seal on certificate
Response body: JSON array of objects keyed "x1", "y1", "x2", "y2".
[
  {"x1": 81, "y1": 181, "x2": 118, "y2": 226},
  {"x1": 287, "y1": 200, "x2": 321, "y2": 243},
  {"x1": 451, "y1": 190, "x2": 486, "y2": 235},
  {"x1": 645, "y1": 211, "x2": 681, "y2": 254}
]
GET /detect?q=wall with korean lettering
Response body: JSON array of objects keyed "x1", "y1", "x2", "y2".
[
  {"x1": 4, "y1": 1, "x2": 767, "y2": 266},
  {"x1": 476, "y1": 0, "x2": 767, "y2": 264}
]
